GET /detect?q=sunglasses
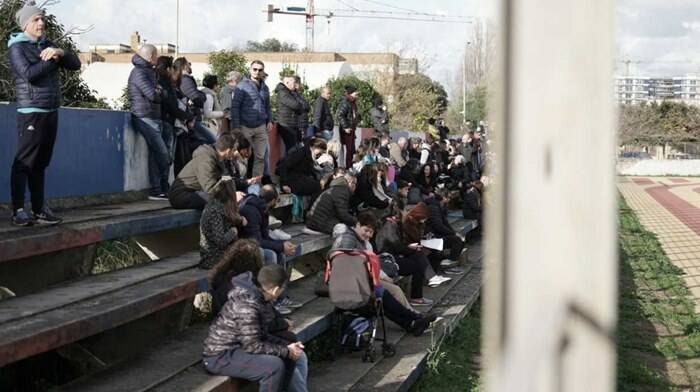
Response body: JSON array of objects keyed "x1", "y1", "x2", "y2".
[{"x1": 251, "y1": 68, "x2": 264, "y2": 72}]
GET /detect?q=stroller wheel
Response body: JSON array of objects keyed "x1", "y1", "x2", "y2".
[
  {"x1": 363, "y1": 348, "x2": 376, "y2": 363},
  {"x1": 382, "y1": 343, "x2": 396, "y2": 358}
]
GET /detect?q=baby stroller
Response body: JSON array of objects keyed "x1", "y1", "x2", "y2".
[{"x1": 325, "y1": 249, "x2": 396, "y2": 362}]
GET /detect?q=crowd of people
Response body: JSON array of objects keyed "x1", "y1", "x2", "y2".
[{"x1": 7, "y1": 4, "x2": 489, "y2": 388}]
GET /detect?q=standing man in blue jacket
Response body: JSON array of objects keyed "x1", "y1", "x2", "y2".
[
  {"x1": 7, "y1": 1, "x2": 81, "y2": 226},
  {"x1": 230, "y1": 60, "x2": 273, "y2": 178}
]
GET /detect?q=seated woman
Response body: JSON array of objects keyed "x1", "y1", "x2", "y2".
[
  {"x1": 277, "y1": 138, "x2": 327, "y2": 203},
  {"x1": 227, "y1": 136, "x2": 262, "y2": 195},
  {"x1": 352, "y1": 164, "x2": 390, "y2": 215},
  {"x1": 330, "y1": 212, "x2": 436, "y2": 335},
  {"x1": 416, "y1": 163, "x2": 437, "y2": 198},
  {"x1": 202, "y1": 264, "x2": 308, "y2": 392},
  {"x1": 199, "y1": 177, "x2": 246, "y2": 269}
]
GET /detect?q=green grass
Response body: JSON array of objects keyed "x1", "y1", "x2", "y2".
[
  {"x1": 91, "y1": 238, "x2": 151, "y2": 274},
  {"x1": 411, "y1": 303, "x2": 482, "y2": 392},
  {"x1": 617, "y1": 197, "x2": 700, "y2": 391}
]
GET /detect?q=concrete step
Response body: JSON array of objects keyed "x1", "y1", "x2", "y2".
[
  {"x1": 349, "y1": 263, "x2": 482, "y2": 391},
  {"x1": 306, "y1": 260, "x2": 479, "y2": 391},
  {"x1": 57, "y1": 274, "x2": 330, "y2": 392}
]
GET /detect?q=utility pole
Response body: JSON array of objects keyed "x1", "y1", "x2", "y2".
[
  {"x1": 305, "y1": 0, "x2": 315, "y2": 52},
  {"x1": 176, "y1": 0, "x2": 180, "y2": 56},
  {"x1": 463, "y1": 42, "x2": 471, "y2": 125}
]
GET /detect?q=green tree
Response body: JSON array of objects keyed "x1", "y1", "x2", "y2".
[
  {"x1": 208, "y1": 49, "x2": 248, "y2": 86},
  {"x1": 390, "y1": 73, "x2": 449, "y2": 131},
  {"x1": 246, "y1": 38, "x2": 298, "y2": 53},
  {"x1": 0, "y1": 0, "x2": 107, "y2": 108},
  {"x1": 312, "y1": 75, "x2": 381, "y2": 128},
  {"x1": 619, "y1": 101, "x2": 700, "y2": 146}
]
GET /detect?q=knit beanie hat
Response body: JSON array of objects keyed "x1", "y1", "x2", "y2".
[
  {"x1": 344, "y1": 85, "x2": 357, "y2": 94},
  {"x1": 16, "y1": 1, "x2": 44, "y2": 30}
]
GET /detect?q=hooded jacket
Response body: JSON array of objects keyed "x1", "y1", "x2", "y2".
[
  {"x1": 276, "y1": 144, "x2": 316, "y2": 184},
  {"x1": 306, "y1": 177, "x2": 357, "y2": 234},
  {"x1": 7, "y1": 32, "x2": 81, "y2": 110},
  {"x1": 180, "y1": 74, "x2": 206, "y2": 118},
  {"x1": 336, "y1": 95, "x2": 358, "y2": 131},
  {"x1": 203, "y1": 272, "x2": 289, "y2": 358},
  {"x1": 128, "y1": 54, "x2": 161, "y2": 119},
  {"x1": 239, "y1": 195, "x2": 284, "y2": 253}
]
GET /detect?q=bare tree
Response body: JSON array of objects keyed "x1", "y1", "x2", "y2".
[{"x1": 463, "y1": 19, "x2": 496, "y2": 87}]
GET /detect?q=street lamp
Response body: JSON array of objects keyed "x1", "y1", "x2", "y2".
[{"x1": 463, "y1": 41, "x2": 471, "y2": 125}]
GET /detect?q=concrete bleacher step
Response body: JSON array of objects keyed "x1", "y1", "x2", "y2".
[
  {"x1": 0, "y1": 251, "x2": 204, "y2": 367},
  {"x1": 57, "y1": 273, "x2": 329, "y2": 392},
  {"x1": 0, "y1": 217, "x2": 332, "y2": 369},
  {"x1": 0, "y1": 194, "x2": 295, "y2": 263},
  {"x1": 349, "y1": 263, "x2": 482, "y2": 392},
  {"x1": 306, "y1": 259, "x2": 481, "y2": 391}
]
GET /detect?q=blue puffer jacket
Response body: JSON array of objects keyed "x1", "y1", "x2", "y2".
[
  {"x1": 7, "y1": 33, "x2": 81, "y2": 110},
  {"x1": 230, "y1": 77, "x2": 272, "y2": 129},
  {"x1": 127, "y1": 54, "x2": 161, "y2": 119}
]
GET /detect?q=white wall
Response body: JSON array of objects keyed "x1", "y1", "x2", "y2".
[{"x1": 617, "y1": 159, "x2": 700, "y2": 176}]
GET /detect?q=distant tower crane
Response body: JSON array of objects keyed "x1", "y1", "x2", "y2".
[{"x1": 265, "y1": 2, "x2": 472, "y2": 52}]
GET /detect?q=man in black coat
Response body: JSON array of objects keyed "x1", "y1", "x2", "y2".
[
  {"x1": 275, "y1": 75, "x2": 305, "y2": 152},
  {"x1": 304, "y1": 173, "x2": 357, "y2": 235},
  {"x1": 336, "y1": 86, "x2": 360, "y2": 169},
  {"x1": 276, "y1": 138, "x2": 326, "y2": 202},
  {"x1": 7, "y1": 2, "x2": 81, "y2": 226},
  {"x1": 425, "y1": 189, "x2": 466, "y2": 274},
  {"x1": 312, "y1": 86, "x2": 334, "y2": 141}
]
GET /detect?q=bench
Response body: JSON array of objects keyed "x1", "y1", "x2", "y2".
[{"x1": 54, "y1": 218, "x2": 480, "y2": 392}]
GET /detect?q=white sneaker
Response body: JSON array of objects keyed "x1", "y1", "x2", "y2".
[
  {"x1": 302, "y1": 227, "x2": 325, "y2": 235},
  {"x1": 269, "y1": 228, "x2": 292, "y2": 241},
  {"x1": 428, "y1": 275, "x2": 452, "y2": 287},
  {"x1": 440, "y1": 259, "x2": 459, "y2": 268},
  {"x1": 269, "y1": 216, "x2": 283, "y2": 230}
]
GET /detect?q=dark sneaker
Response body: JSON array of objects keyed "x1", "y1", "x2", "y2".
[
  {"x1": 279, "y1": 297, "x2": 303, "y2": 309},
  {"x1": 409, "y1": 315, "x2": 433, "y2": 336},
  {"x1": 409, "y1": 297, "x2": 434, "y2": 307},
  {"x1": 148, "y1": 193, "x2": 168, "y2": 201},
  {"x1": 444, "y1": 267, "x2": 465, "y2": 275},
  {"x1": 11, "y1": 208, "x2": 34, "y2": 227},
  {"x1": 33, "y1": 207, "x2": 62, "y2": 225}
]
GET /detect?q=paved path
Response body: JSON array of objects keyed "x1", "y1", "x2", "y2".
[{"x1": 618, "y1": 176, "x2": 700, "y2": 312}]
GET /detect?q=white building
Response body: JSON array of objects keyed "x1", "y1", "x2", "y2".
[
  {"x1": 673, "y1": 74, "x2": 700, "y2": 105},
  {"x1": 614, "y1": 76, "x2": 650, "y2": 105}
]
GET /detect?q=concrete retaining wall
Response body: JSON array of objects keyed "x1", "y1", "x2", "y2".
[
  {"x1": 0, "y1": 103, "x2": 149, "y2": 204},
  {"x1": 617, "y1": 159, "x2": 700, "y2": 176}
]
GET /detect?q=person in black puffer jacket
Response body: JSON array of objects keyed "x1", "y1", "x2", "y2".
[
  {"x1": 7, "y1": 2, "x2": 81, "y2": 226},
  {"x1": 337, "y1": 86, "x2": 359, "y2": 169},
  {"x1": 156, "y1": 56, "x2": 193, "y2": 169},
  {"x1": 275, "y1": 76, "x2": 305, "y2": 152},
  {"x1": 305, "y1": 173, "x2": 358, "y2": 234},
  {"x1": 293, "y1": 76, "x2": 311, "y2": 139},
  {"x1": 128, "y1": 45, "x2": 173, "y2": 200},
  {"x1": 277, "y1": 138, "x2": 326, "y2": 202}
]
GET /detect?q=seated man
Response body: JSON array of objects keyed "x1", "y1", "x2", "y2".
[
  {"x1": 202, "y1": 265, "x2": 308, "y2": 392},
  {"x1": 330, "y1": 212, "x2": 436, "y2": 336},
  {"x1": 304, "y1": 172, "x2": 357, "y2": 235},
  {"x1": 169, "y1": 134, "x2": 237, "y2": 210},
  {"x1": 239, "y1": 185, "x2": 300, "y2": 314},
  {"x1": 276, "y1": 138, "x2": 326, "y2": 202},
  {"x1": 425, "y1": 188, "x2": 466, "y2": 274}
]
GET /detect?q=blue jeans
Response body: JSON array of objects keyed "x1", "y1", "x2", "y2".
[
  {"x1": 132, "y1": 116, "x2": 171, "y2": 195},
  {"x1": 162, "y1": 122, "x2": 176, "y2": 163},
  {"x1": 262, "y1": 248, "x2": 286, "y2": 269},
  {"x1": 320, "y1": 129, "x2": 333, "y2": 141},
  {"x1": 192, "y1": 121, "x2": 217, "y2": 146},
  {"x1": 288, "y1": 351, "x2": 308, "y2": 392},
  {"x1": 203, "y1": 349, "x2": 307, "y2": 392}
]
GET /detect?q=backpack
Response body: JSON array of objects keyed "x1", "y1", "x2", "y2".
[
  {"x1": 378, "y1": 253, "x2": 399, "y2": 279},
  {"x1": 340, "y1": 317, "x2": 372, "y2": 350}
]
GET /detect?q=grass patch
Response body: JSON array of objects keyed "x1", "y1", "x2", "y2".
[
  {"x1": 91, "y1": 238, "x2": 151, "y2": 274},
  {"x1": 411, "y1": 303, "x2": 482, "y2": 392},
  {"x1": 618, "y1": 197, "x2": 700, "y2": 390}
]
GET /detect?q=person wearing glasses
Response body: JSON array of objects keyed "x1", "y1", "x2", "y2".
[{"x1": 230, "y1": 60, "x2": 273, "y2": 178}]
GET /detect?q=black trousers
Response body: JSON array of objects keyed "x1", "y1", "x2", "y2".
[
  {"x1": 11, "y1": 111, "x2": 58, "y2": 213},
  {"x1": 357, "y1": 293, "x2": 420, "y2": 331},
  {"x1": 278, "y1": 124, "x2": 300, "y2": 152},
  {"x1": 168, "y1": 189, "x2": 207, "y2": 210},
  {"x1": 284, "y1": 176, "x2": 321, "y2": 202},
  {"x1": 395, "y1": 252, "x2": 430, "y2": 299},
  {"x1": 427, "y1": 234, "x2": 465, "y2": 272}
]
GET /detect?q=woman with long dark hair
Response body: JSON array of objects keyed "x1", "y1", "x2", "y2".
[
  {"x1": 416, "y1": 163, "x2": 437, "y2": 197},
  {"x1": 199, "y1": 177, "x2": 246, "y2": 269},
  {"x1": 207, "y1": 239, "x2": 263, "y2": 314}
]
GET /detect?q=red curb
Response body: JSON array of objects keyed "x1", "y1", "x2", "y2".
[{"x1": 632, "y1": 177, "x2": 654, "y2": 185}]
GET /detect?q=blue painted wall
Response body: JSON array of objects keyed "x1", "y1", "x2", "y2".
[{"x1": 0, "y1": 103, "x2": 148, "y2": 204}]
